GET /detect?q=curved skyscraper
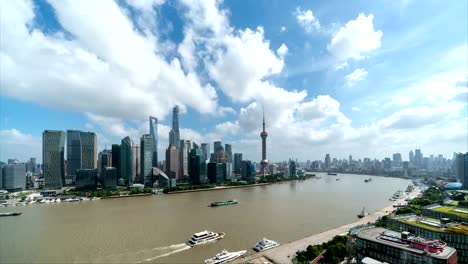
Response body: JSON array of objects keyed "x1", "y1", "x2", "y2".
[
  {"x1": 149, "y1": 116, "x2": 158, "y2": 167},
  {"x1": 169, "y1": 105, "x2": 180, "y2": 149}
]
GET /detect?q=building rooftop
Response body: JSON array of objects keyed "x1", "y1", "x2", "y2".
[
  {"x1": 392, "y1": 214, "x2": 468, "y2": 235},
  {"x1": 356, "y1": 227, "x2": 457, "y2": 260},
  {"x1": 427, "y1": 205, "x2": 468, "y2": 219}
]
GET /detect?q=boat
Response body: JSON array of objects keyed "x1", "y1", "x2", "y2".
[
  {"x1": 55, "y1": 198, "x2": 61, "y2": 203},
  {"x1": 204, "y1": 249, "x2": 247, "y2": 264},
  {"x1": 253, "y1": 238, "x2": 280, "y2": 252},
  {"x1": 336, "y1": 178, "x2": 340, "y2": 181},
  {"x1": 357, "y1": 207, "x2": 369, "y2": 218},
  {"x1": 210, "y1": 200, "x2": 238, "y2": 207},
  {"x1": 364, "y1": 178, "x2": 372, "y2": 182},
  {"x1": 186, "y1": 230, "x2": 225, "y2": 246},
  {"x1": 0, "y1": 212, "x2": 22, "y2": 217},
  {"x1": 328, "y1": 172, "x2": 338, "y2": 176}
]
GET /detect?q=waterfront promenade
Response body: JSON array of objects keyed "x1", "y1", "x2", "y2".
[{"x1": 236, "y1": 188, "x2": 422, "y2": 264}]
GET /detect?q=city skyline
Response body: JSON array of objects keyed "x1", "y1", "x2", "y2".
[{"x1": 0, "y1": 0, "x2": 467, "y2": 163}]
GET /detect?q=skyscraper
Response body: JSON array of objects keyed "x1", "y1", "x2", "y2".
[
  {"x1": 111, "y1": 144, "x2": 121, "y2": 181},
  {"x1": 80, "y1": 131, "x2": 97, "y2": 169},
  {"x1": 234, "y1": 153, "x2": 243, "y2": 174},
  {"x1": 3, "y1": 162, "x2": 26, "y2": 192},
  {"x1": 325, "y1": 154, "x2": 331, "y2": 170},
  {"x1": 66, "y1": 130, "x2": 81, "y2": 183},
  {"x1": 225, "y1": 144, "x2": 232, "y2": 163},
  {"x1": 415, "y1": 148, "x2": 423, "y2": 168},
  {"x1": 43, "y1": 130, "x2": 66, "y2": 189},
  {"x1": 409, "y1": 150, "x2": 414, "y2": 164},
  {"x1": 260, "y1": 109, "x2": 269, "y2": 176},
  {"x1": 189, "y1": 148, "x2": 206, "y2": 185},
  {"x1": 213, "y1": 141, "x2": 222, "y2": 154},
  {"x1": 132, "y1": 143, "x2": 140, "y2": 183},
  {"x1": 140, "y1": 134, "x2": 153, "y2": 186},
  {"x1": 179, "y1": 140, "x2": 191, "y2": 178},
  {"x1": 98, "y1": 149, "x2": 112, "y2": 177},
  {"x1": 149, "y1": 116, "x2": 158, "y2": 167},
  {"x1": 201, "y1": 143, "x2": 210, "y2": 161},
  {"x1": 165, "y1": 144, "x2": 178, "y2": 179},
  {"x1": 29, "y1": 158, "x2": 36, "y2": 173},
  {"x1": 169, "y1": 105, "x2": 180, "y2": 149},
  {"x1": 455, "y1": 152, "x2": 468, "y2": 189},
  {"x1": 120, "y1": 136, "x2": 133, "y2": 186}
]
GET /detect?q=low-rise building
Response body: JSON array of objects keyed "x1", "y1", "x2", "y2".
[
  {"x1": 422, "y1": 204, "x2": 468, "y2": 223},
  {"x1": 351, "y1": 226, "x2": 458, "y2": 264},
  {"x1": 75, "y1": 169, "x2": 97, "y2": 190},
  {"x1": 102, "y1": 167, "x2": 117, "y2": 190}
]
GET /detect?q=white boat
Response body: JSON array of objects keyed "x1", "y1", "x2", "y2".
[
  {"x1": 81, "y1": 197, "x2": 90, "y2": 201},
  {"x1": 253, "y1": 238, "x2": 280, "y2": 252},
  {"x1": 55, "y1": 198, "x2": 61, "y2": 203},
  {"x1": 204, "y1": 249, "x2": 247, "y2": 264},
  {"x1": 186, "y1": 230, "x2": 225, "y2": 247},
  {"x1": 45, "y1": 199, "x2": 51, "y2": 204}
]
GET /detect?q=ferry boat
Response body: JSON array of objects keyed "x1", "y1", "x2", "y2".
[
  {"x1": 364, "y1": 178, "x2": 372, "y2": 182},
  {"x1": 253, "y1": 238, "x2": 280, "y2": 252},
  {"x1": 357, "y1": 207, "x2": 369, "y2": 218},
  {"x1": 328, "y1": 172, "x2": 338, "y2": 176},
  {"x1": 210, "y1": 200, "x2": 238, "y2": 207},
  {"x1": 204, "y1": 249, "x2": 247, "y2": 264},
  {"x1": 186, "y1": 230, "x2": 225, "y2": 246},
  {"x1": 0, "y1": 212, "x2": 22, "y2": 217}
]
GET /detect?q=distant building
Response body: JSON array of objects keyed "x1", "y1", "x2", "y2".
[
  {"x1": 207, "y1": 162, "x2": 224, "y2": 184},
  {"x1": 233, "y1": 153, "x2": 243, "y2": 174},
  {"x1": 213, "y1": 143, "x2": 225, "y2": 163},
  {"x1": 351, "y1": 226, "x2": 458, "y2": 264},
  {"x1": 179, "y1": 140, "x2": 191, "y2": 178},
  {"x1": 3, "y1": 163, "x2": 26, "y2": 191},
  {"x1": 153, "y1": 167, "x2": 175, "y2": 188},
  {"x1": 43, "y1": 130, "x2": 66, "y2": 189},
  {"x1": 75, "y1": 169, "x2": 97, "y2": 190},
  {"x1": 455, "y1": 153, "x2": 468, "y2": 189},
  {"x1": 111, "y1": 144, "x2": 121, "y2": 180},
  {"x1": 98, "y1": 149, "x2": 112, "y2": 178},
  {"x1": 415, "y1": 148, "x2": 423, "y2": 168},
  {"x1": 409, "y1": 150, "x2": 415, "y2": 164},
  {"x1": 29, "y1": 158, "x2": 36, "y2": 173},
  {"x1": 0, "y1": 166, "x2": 3, "y2": 189},
  {"x1": 131, "y1": 143, "x2": 140, "y2": 183},
  {"x1": 224, "y1": 163, "x2": 232, "y2": 181},
  {"x1": 241, "y1": 160, "x2": 255, "y2": 180},
  {"x1": 102, "y1": 167, "x2": 117, "y2": 190},
  {"x1": 120, "y1": 136, "x2": 133, "y2": 186},
  {"x1": 189, "y1": 148, "x2": 206, "y2": 185},
  {"x1": 165, "y1": 144, "x2": 179, "y2": 179},
  {"x1": 289, "y1": 160, "x2": 297, "y2": 177},
  {"x1": 268, "y1": 163, "x2": 278, "y2": 174},
  {"x1": 201, "y1": 143, "x2": 210, "y2": 161},
  {"x1": 225, "y1": 144, "x2": 232, "y2": 163},
  {"x1": 140, "y1": 134, "x2": 153, "y2": 186},
  {"x1": 213, "y1": 141, "x2": 222, "y2": 154},
  {"x1": 324, "y1": 154, "x2": 331, "y2": 170},
  {"x1": 169, "y1": 105, "x2": 180, "y2": 149},
  {"x1": 149, "y1": 116, "x2": 158, "y2": 167},
  {"x1": 80, "y1": 131, "x2": 97, "y2": 169}
]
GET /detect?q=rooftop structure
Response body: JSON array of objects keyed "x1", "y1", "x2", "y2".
[
  {"x1": 352, "y1": 227, "x2": 457, "y2": 264},
  {"x1": 423, "y1": 204, "x2": 468, "y2": 223}
]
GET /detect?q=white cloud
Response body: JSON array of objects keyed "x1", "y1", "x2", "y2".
[
  {"x1": 351, "y1": 107, "x2": 361, "y2": 112},
  {"x1": 0, "y1": 129, "x2": 41, "y2": 162},
  {"x1": 276, "y1": 43, "x2": 289, "y2": 58},
  {"x1": 295, "y1": 7, "x2": 320, "y2": 33},
  {"x1": 345, "y1": 68, "x2": 368, "y2": 86},
  {"x1": 327, "y1": 13, "x2": 382, "y2": 62},
  {"x1": 0, "y1": 0, "x2": 221, "y2": 122},
  {"x1": 280, "y1": 26, "x2": 287, "y2": 32}
]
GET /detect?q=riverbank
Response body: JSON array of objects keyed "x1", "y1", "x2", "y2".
[
  {"x1": 235, "y1": 187, "x2": 422, "y2": 264},
  {"x1": 165, "y1": 183, "x2": 272, "y2": 194},
  {"x1": 100, "y1": 193, "x2": 152, "y2": 199}
]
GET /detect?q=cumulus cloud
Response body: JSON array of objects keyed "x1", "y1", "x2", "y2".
[
  {"x1": 295, "y1": 7, "x2": 320, "y2": 32},
  {"x1": 0, "y1": 0, "x2": 220, "y2": 121},
  {"x1": 345, "y1": 68, "x2": 368, "y2": 86},
  {"x1": 327, "y1": 13, "x2": 382, "y2": 62},
  {"x1": 276, "y1": 43, "x2": 289, "y2": 58}
]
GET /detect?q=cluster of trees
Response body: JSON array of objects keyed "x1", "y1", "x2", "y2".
[
  {"x1": 129, "y1": 187, "x2": 153, "y2": 195},
  {"x1": 63, "y1": 189, "x2": 120, "y2": 197},
  {"x1": 295, "y1": 235, "x2": 348, "y2": 264},
  {"x1": 258, "y1": 173, "x2": 312, "y2": 184},
  {"x1": 162, "y1": 184, "x2": 215, "y2": 193},
  {"x1": 396, "y1": 187, "x2": 443, "y2": 215}
]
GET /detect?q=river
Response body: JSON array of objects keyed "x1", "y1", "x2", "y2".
[{"x1": 0, "y1": 173, "x2": 411, "y2": 263}]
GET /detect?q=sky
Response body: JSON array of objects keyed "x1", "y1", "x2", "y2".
[{"x1": 0, "y1": 0, "x2": 467, "y2": 163}]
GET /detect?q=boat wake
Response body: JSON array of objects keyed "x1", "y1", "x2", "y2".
[{"x1": 93, "y1": 243, "x2": 190, "y2": 263}]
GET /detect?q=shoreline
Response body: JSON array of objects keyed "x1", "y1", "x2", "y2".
[
  {"x1": 235, "y1": 187, "x2": 421, "y2": 264},
  {"x1": 100, "y1": 193, "x2": 152, "y2": 199},
  {"x1": 165, "y1": 183, "x2": 273, "y2": 194}
]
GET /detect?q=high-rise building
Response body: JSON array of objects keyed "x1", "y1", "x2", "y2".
[
  {"x1": 324, "y1": 154, "x2": 331, "y2": 170},
  {"x1": 189, "y1": 148, "x2": 206, "y2": 185},
  {"x1": 289, "y1": 160, "x2": 297, "y2": 177},
  {"x1": 207, "y1": 162, "x2": 225, "y2": 184},
  {"x1": 111, "y1": 144, "x2": 121, "y2": 181},
  {"x1": 213, "y1": 141, "x2": 222, "y2": 154},
  {"x1": 102, "y1": 167, "x2": 117, "y2": 190},
  {"x1": 224, "y1": 163, "x2": 232, "y2": 180},
  {"x1": 260, "y1": 109, "x2": 269, "y2": 176},
  {"x1": 80, "y1": 131, "x2": 97, "y2": 169},
  {"x1": 241, "y1": 160, "x2": 255, "y2": 180},
  {"x1": 165, "y1": 144, "x2": 178, "y2": 179},
  {"x1": 415, "y1": 148, "x2": 423, "y2": 167},
  {"x1": 201, "y1": 143, "x2": 210, "y2": 161},
  {"x1": 233, "y1": 153, "x2": 243, "y2": 174},
  {"x1": 140, "y1": 134, "x2": 153, "y2": 186},
  {"x1": 169, "y1": 105, "x2": 180, "y2": 149},
  {"x1": 149, "y1": 116, "x2": 158, "y2": 167},
  {"x1": 179, "y1": 140, "x2": 191, "y2": 178},
  {"x1": 97, "y1": 149, "x2": 112, "y2": 178},
  {"x1": 393, "y1": 153, "x2": 402, "y2": 164},
  {"x1": 455, "y1": 152, "x2": 468, "y2": 189},
  {"x1": 0, "y1": 166, "x2": 3, "y2": 189},
  {"x1": 29, "y1": 158, "x2": 36, "y2": 173},
  {"x1": 213, "y1": 143, "x2": 225, "y2": 163},
  {"x1": 43, "y1": 130, "x2": 66, "y2": 189},
  {"x1": 3, "y1": 162, "x2": 26, "y2": 191},
  {"x1": 120, "y1": 137, "x2": 133, "y2": 186},
  {"x1": 225, "y1": 144, "x2": 232, "y2": 163},
  {"x1": 409, "y1": 150, "x2": 415, "y2": 164},
  {"x1": 75, "y1": 169, "x2": 97, "y2": 190},
  {"x1": 132, "y1": 143, "x2": 140, "y2": 183},
  {"x1": 66, "y1": 130, "x2": 81, "y2": 183}
]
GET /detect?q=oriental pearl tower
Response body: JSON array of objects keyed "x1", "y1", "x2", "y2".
[{"x1": 260, "y1": 108, "x2": 270, "y2": 176}]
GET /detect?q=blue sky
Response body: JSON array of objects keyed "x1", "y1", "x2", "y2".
[{"x1": 0, "y1": 0, "x2": 467, "y2": 163}]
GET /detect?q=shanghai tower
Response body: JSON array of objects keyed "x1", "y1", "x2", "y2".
[
  {"x1": 169, "y1": 105, "x2": 180, "y2": 149},
  {"x1": 149, "y1": 116, "x2": 158, "y2": 167}
]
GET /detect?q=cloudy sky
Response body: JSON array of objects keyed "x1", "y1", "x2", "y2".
[{"x1": 0, "y1": 0, "x2": 467, "y2": 163}]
